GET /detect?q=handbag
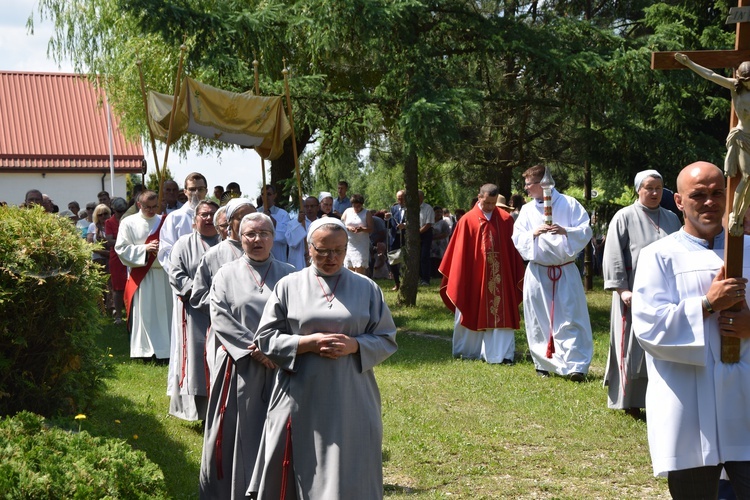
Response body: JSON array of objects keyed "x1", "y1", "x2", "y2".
[{"x1": 387, "y1": 248, "x2": 403, "y2": 266}]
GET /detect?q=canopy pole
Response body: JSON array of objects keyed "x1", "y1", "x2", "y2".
[
  {"x1": 282, "y1": 58, "x2": 303, "y2": 210},
  {"x1": 254, "y1": 54, "x2": 269, "y2": 211},
  {"x1": 160, "y1": 43, "x2": 187, "y2": 211},
  {"x1": 136, "y1": 60, "x2": 162, "y2": 184}
]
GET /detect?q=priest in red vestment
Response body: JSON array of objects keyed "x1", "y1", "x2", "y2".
[{"x1": 439, "y1": 184, "x2": 525, "y2": 364}]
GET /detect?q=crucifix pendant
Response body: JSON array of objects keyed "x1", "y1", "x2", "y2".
[
  {"x1": 328, "y1": 302, "x2": 333, "y2": 309},
  {"x1": 258, "y1": 286, "x2": 263, "y2": 293}
]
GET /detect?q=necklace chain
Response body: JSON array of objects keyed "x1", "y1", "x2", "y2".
[
  {"x1": 640, "y1": 206, "x2": 661, "y2": 234},
  {"x1": 246, "y1": 261, "x2": 272, "y2": 293},
  {"x1": 316, "y1": 275, "x2": 341, "y2": 309}
]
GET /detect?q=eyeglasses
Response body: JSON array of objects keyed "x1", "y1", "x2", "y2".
[
  {"x1": 310, "y1": 243, "x2": 346, "y2": 258},
  {"x1": 524, "y1": 181, "x2": 540, "y2": 188},
  {"x1": 196, "y1": 211, "x2": 215, "y2": 219},
  {"x1": 141, "y1": 203, "x2": 159, "y2": 211},
  {"x1": 186, "y1": 186, "x2": 208, "y2": 193},
  {"x1": 242, "y1": 231, "x2": 273, "y2": 240}
]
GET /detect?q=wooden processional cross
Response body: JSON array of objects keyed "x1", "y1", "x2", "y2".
[{"x1": 651, "y1": 0, "x2": 750, "y2": 363}]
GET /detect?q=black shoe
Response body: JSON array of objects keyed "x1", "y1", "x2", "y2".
[
  {"x1": 624, "y1": 408, "x2": 641, "y2": 419},
  {"x1": 569, "y1": 372, "x2": 586, "y2": 382},
  {"x1": 501, "y1": 358, "x2": 515, "y2": 366},
  {"x1": 536, "y1": 369, "x2": 550, "y2": 378}
]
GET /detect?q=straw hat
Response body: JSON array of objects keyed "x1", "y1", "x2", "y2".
[{"x1": 496, "y1": 194, "x2": 511, "y2": 210}]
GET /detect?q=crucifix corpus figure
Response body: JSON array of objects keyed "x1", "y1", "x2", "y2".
[{"x1": 674, "y1": 52, "x2": 750, "y2": 236}]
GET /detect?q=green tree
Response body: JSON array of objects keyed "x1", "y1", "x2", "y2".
[{"x1": 31, "y1": 0, "x2": 737, "y2": 299}]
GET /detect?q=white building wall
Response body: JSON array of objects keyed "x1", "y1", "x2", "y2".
[{"x1": 0, "y1": 172, "x2": 131, "y2": 210}]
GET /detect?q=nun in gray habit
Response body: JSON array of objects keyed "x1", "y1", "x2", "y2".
[
  {"x1": 249, "y1": 218, "x2": 398, "y2": 500},
  {"x1": 200, "y1": 212, "x2": 296, "y2": 499}
]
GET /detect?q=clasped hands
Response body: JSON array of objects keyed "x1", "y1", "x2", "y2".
[
  {"x1": 533, "y1": 223, "x2": 568, "y2": 237},
  {"x1": 707, "y1": 267, "x2": 750, "y2": 338},
  {"x1": 145, "y1": 240, "x2": 159, "y2": 255},
  {"x1": 299, "y1": 332, "x2": 359, "y2": 359}
]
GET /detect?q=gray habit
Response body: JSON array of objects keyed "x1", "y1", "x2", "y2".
[
  {"x1": 200, "y1": 255, "x2": 295, "y2": 500},
  {"x1": 167, "y1": 231, "x2": 220, "y2": 421},
  {"x1": 249, "y1": 267, "x2": 398, "y2": 500},
  {"x1": 602, "y1": 202, "x2": 680, "y2": 409},
  {"x1": 191, "y1": 239, "x2": 245, "y2": 315},
  {"x1": 191, "y1": 238, "x2": 245, "y2": 387}
]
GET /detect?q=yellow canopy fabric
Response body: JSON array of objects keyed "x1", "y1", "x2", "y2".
[{"x1": 148, "y1": 78, "x2": 292, "y2": 160}]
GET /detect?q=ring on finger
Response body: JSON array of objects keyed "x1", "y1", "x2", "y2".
[{"x1": 729, "y1": 318, "x2": 734, "y2": 325}]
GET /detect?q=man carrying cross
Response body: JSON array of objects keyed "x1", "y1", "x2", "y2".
[{"x1": 632, "y1": 161, "x2": 750, "y2": 498}]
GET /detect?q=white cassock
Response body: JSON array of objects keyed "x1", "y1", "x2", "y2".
[
  {"x1": 115, "y1": 212, "x2": 172, "y2": 358},
  {"x1": 633, "y1": 229, "x2": 750, "y2": 477},
  {"x1": 511, "y1": 189, "x2": 593, "y2": 375},
  {"x1": 158, "y1": 204, "x2": 196, "y2": 407},
  {"x1": 285, "y1": 217, "x2": 315, "y2": 270},
  {"x1": 158, "y1": 203, "x2": 196, "y2": 272},
  {"x1": 258, "y1": 205, "x2": 290, "y2": 263}
]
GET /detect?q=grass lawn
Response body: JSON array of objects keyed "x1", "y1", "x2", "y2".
[{"x1": 72, "y1": 276, "x2": 667, "y2": 499}]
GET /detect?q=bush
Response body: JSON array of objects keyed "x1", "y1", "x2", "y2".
[
  {"x1": 0, "y1": 411, "x2": 168, "y2": 499},
  {"x1": 0, "y1": 206, "x2": 110, "y2": 417}
]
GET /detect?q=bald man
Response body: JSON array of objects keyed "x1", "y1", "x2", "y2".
[{"x1": 632, "y1": 161, "x2": 750, "y2": 498}]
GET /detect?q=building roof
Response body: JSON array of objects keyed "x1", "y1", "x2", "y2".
[{"x1": 0, "y1": 71, "x2": 144, "y2": 173}]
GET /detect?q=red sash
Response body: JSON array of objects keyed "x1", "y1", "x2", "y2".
[{"x1": 124, "y1": 216, "x2": 166, "y2": 319}]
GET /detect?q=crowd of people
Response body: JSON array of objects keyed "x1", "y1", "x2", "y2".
[{"x1": 11, "y1": 158, "x2": 750, "y2": 498}]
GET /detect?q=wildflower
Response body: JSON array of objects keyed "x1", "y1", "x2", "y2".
[
  {"x1": 75, "y1": 414, "x2": 86, "y2": 432},
  {"x1": 114, "y1": 419, "x2": 121, "y2": 424},
  {"x1": 133, "y1": 434, "x2": 138, "y2": 440}
]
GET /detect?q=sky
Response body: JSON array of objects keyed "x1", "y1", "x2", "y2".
[{"x1": 2, "y1": 0, "x2": 266, "y2": 199}]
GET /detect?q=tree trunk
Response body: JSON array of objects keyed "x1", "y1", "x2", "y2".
[
  {"x1": 583, "y1": 1, "x2": 594, "y2": 291},
  {"x1": 398, "y1": 149, "x2": 420, "y2": 306}
]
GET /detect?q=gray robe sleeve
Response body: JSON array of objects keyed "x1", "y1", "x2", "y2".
[
  {"x1": 602, "y1": 210, "x2": 630, "y2": 291},
  {"x1": 255, "y1": 273, "x2": 397, "y2": 373},
  {"x1": 190, "y1": 253, "x2": 212, "y2": 314},
  {"x1": 356, "y1": 283, "x2": 398, "y2": 372},
  {"x1": 255, "y1": 281, "x2": 299, "y2": 371},
  {"x1": 168, "y1": 235, "x2": 193, "y2": 298}
]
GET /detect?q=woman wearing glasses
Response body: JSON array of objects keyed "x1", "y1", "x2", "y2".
[
  {"x1": 249, "y1": 218, "x2": 397, "y2": 500},
  {"x1": 201, "y1": 212, "x2": 295, "y2": 500}
]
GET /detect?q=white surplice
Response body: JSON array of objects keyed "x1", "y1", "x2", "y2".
[
  {"x1": 158, "y1": 203, "x2": 197, "y2": 416},
  {"x1": 258, "y1": 205, "x2": 290, "y2": 263},
  {"x1": 511, "y1": 189, "x2": 593, "y2": 375},
  {"x1": 633, "y1": 230, "x2": 750, "y2": 477},
  {"x1": 115, "y1": 212, "x2": 172, "y2": 358},
  {"x1": 285, "y1": 217, "x2": 315, "y2": 270}
]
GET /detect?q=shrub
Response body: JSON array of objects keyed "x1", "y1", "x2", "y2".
[
  {"x1": 0, "y1": 411, "x2": 168, "y2": 499},
  {"x1": 0, "y1": 206, "x2": 110, "y2": 417}
]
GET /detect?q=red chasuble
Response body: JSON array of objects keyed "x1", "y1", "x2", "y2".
[{"x1": 439, "y1": 204, "x2": 525, "y2": 331}]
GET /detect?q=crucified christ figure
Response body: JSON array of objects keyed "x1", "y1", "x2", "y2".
[{"x1": 675, "y1": 52, "x2": 750, "y2": 236}]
